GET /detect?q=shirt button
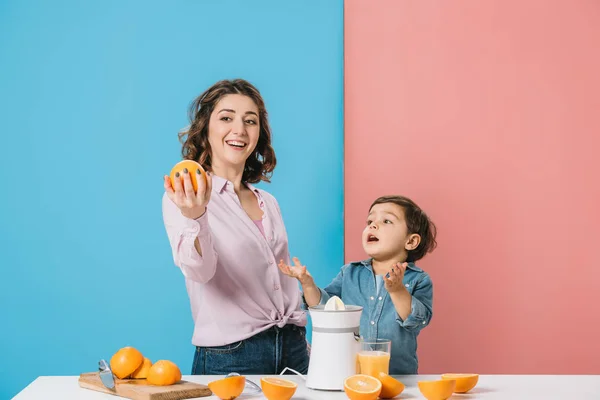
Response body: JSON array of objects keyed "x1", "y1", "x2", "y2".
[
  {"x1": 269, "y1": 260, "x2": 274, "y2": 265},
  {"x1": 405, "y1": 283, "x2": 410, "y2": 287},
  {"x1": 274, "y1": 285, "x2": 280, "y2": 290},
  {"x1": 422, "y1": 321, "x2": 426, "y2": 325},
  {"x1": 370, "y1": 321, "x2": 375, "y2": 325},
  {"x1": 370, "y1": 296, "x2": 374, "y2": 300},
  {"x1": 378, "y1": 296, "x2": 382, "y2": 301}
]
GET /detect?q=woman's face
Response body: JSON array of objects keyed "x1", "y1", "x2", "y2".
[{"x1": 207, "y1": 94, "x2": 260, "y2": 170}]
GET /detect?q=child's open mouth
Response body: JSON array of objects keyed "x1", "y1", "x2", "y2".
[{"x1": 367, "y1": 234, "x2": 379, "y2": 242}]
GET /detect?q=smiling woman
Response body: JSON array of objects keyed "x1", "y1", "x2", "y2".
[{"x1": 161, "y1": 79, "x2": 310, "y2": 376}]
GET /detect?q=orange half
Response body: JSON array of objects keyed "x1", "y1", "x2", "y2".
[
  {"x1": 418, "y1": 379, "x2": 456, "y2": 400},
  {"x1": 130, "y1": 357, "x2": 152, "y2": 379},
  {"x1": 208, "y1": 375, "x2": 245, "y2": 400},
  {"x1": 441, "y1": 373, "x2": 479, "y2": 393},
  {"x1": 377, "y1": 372, "x2": 405, "y2": 398},
  {"x1": 260, "y1": 377, "x2": 297, "y2": 400},
  {"x1": 344, "y1": 374, "x2": 382, "y2": 400}
]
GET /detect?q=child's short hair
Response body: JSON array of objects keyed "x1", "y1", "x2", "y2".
[{"x1": 370, "y1": 195, "x2": 437, "y2": 262}]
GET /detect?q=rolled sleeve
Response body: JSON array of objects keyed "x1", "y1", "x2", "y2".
[
  {"x1": 318, "y1": 288, "x2": 330, "y2": 305},
  {"x1": 180, "y1": 212, "x2": 213, "y2": 258},
  {"x1": 302, "y1": 267, "x2": 344, "y2": 308},
  {"x1": 396, "y1": 275, "x2": 433, "y2": 331},
  {"x1": 302, "y1": 287, "x2": 331, "y2": 309},
  {"x1": 180, "y1": 209, "x2": 209, "y2": 233},
  {"x1": 162, "y1": 194, "x2": 217, "y2": 284},
  {"x1": 180, "y1": 211, "x2": 210, "y2": 247}
]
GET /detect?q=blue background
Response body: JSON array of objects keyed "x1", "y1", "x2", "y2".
[{"x1": 0, "y1": 1, "x2": 344, "y2": 397}]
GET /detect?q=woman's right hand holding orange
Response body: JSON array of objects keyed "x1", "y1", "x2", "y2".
[{"x1": 164, "y1": 168, "x2": 212, "y2": 220}]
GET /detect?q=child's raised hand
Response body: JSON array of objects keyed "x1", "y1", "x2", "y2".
[
  {"x1": 278, "y1": 257, "x2": 313, "y2": 285},
  {"x1": 383, "y1": 262, "x2": 408, "y2": 293}
]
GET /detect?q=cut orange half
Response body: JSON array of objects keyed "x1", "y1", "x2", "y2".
[
  {"x1": 260, "y1": 377, "x2": 297, "y2": 400},
  {"x1": 344, "y1": 374, "x2": 382, "y2": 400},
  {"x1": 207, "y1": 375, "x2": 245, "y2": 400},
  {"x1": 377, "y1": 372, "x2": 405, "y2": 398},
  {"x1": 417, "y1": 379, "x2": 456, "y2": 400},
  {"x1": 441, "y1": 373, "x2": 479, "y2": 393}
]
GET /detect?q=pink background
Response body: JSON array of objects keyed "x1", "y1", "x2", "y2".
[{"x1": 344, "y1": 0, "x2": 600, "y2": 373}]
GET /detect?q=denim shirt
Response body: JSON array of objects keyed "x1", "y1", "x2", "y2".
[{"x1": 315, "y1": 259, "x2": 433, "y2": 374}]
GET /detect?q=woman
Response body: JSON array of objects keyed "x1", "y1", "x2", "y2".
[{"x1": 162, "y1": 79, "x2": 309, "y2": 375}]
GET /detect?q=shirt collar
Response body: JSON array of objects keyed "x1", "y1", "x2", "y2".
[
  {"x1": 210, "y1": 173, "x2": 261, "y2": 197},
  {"x1": 359, "y1": 258, "x2": 423, "y2": 273},
  {"x1": 210, "y1": 174, "x2": 229, "y2": 193}
]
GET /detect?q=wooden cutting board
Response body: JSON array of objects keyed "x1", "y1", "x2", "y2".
[{"x1": 78, "y1": 372, "x2": 212, "y2": 400}]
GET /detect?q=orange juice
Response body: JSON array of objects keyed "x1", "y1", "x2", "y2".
[{"x1": 357, "y1": 351, "x2": 390, "y2": 377}]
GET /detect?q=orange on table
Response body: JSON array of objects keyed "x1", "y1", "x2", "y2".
[
  {"x1": 130, "y1": 357, "x2": 152, "y2": 379},
  {"x1": 260, "y1": 377, "x2": 297, "y2": 400},
  {"x1": 109, "y1": 346, "x2": 144, "y2": 379},
  {"x1": 146, "y1": 360, "x2": 182, "y2": 386},
  {"x1": 169, "y1": 160, "x2": 207, "y2": 194},
  {"x1": 343, "y1": 374, "x2": 382, "y2": 400},
  {"x1": 417, "y1": 379, "x2": 456, "y2": 400},
  {"x1": 207, "y1": 375, "x2": 245, "y2": 400},
  {"x1": 377, "y1": 372, "x2": 404, "y2": 399},
  {"x1": 441, "y1": 373, "x2": 479, "y2": 393}
]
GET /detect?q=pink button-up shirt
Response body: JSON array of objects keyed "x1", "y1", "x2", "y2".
[{"x1": 162, "y1": 174, "x2": 307, "y2": 347}]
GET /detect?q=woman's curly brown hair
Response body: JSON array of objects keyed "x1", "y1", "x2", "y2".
[{"x1": 178, "y1": 79, "x2": 276, "y2": 184}]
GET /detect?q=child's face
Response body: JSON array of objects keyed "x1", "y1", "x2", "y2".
[{"x1": 362, "y1": 202, "x2": 420, "y2": 262}]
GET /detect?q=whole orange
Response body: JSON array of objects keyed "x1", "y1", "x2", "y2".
[
  {"x1": 109, "y1": 346, "x2": 144, "y2": 379},
  {"x1": 169, "y1": 160, "x2": 207, "y2": 194},
  {"x1": 146, "y1": 360, "x2": 182, "y2": 386}
]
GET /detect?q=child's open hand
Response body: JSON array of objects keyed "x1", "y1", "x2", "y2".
[
  {"x1": 278, "y1": 257, "x2": 313, "y2": 285},
  {"x1": 383, "y1": 262, "x2": 408, "y2": 293}
]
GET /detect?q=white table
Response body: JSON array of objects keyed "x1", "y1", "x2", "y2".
[{"x1": 13, "y1": 374, "x2": 600, "y2": 399}]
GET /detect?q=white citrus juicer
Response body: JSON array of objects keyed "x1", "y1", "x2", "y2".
[{"x1": 305, "y1": 296, "x2": 363, "y2": 391}]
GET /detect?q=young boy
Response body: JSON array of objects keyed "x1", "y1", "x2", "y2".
[{"x1": 278, "y1": 195, "x2": 437, "y2": 375}]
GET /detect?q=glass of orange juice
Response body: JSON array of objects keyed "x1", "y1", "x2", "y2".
[{"x1": 357, "y1": 338, "x2": 391, "y2": 377}]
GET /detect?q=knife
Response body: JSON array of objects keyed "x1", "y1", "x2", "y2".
[{"x1": 98, "y1": 359, "x2": 116, "y2": 390}]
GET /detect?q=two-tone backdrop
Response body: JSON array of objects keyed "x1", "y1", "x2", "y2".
[{"x1": 1, "y1": 0, "x2": 599, "y2": 398}]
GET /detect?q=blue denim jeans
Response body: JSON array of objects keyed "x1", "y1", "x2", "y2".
[{"x1": 192, "y1": 324, "x2": 310, "y2": 375}]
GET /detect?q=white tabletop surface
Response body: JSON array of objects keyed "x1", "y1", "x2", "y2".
[{"x1": 13, "y1": 374, "x2": 600, "y2": 400}]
